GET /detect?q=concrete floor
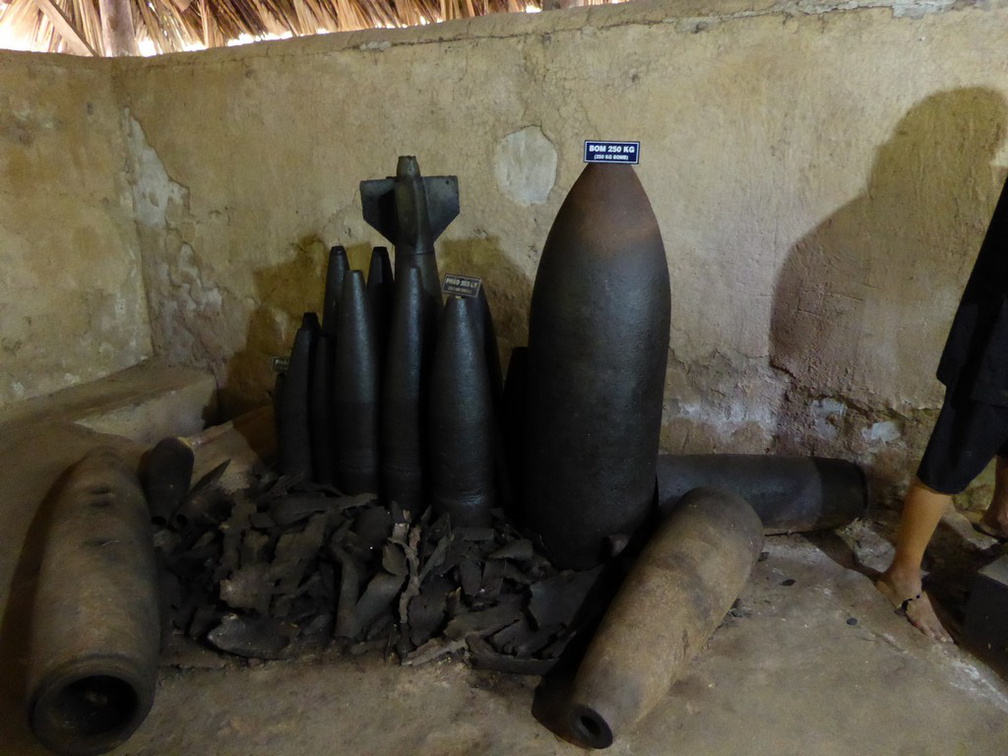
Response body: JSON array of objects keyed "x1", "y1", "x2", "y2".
[{"x1": 2, "y1": 369, "x2": 1007, "y2": 755}]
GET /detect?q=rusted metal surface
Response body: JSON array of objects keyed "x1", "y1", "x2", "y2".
[
  {"x1": 429, "y1": 295, "x2": 496, "y2": 527},
  {"x1": 567, "y1": 487, "x2": 763, "y2": 749},
  {"x1": 155, "y1": 465, "x2": 602, "y2": 671},
  {"x1": 656, "y1": 454, "x2": 867, "y2": 533},
  {"x1": 522, "y1": 163, "x2": 671, "y2": 569},
  {"x1": 28, "y1": 447, "x2": 160, "y2": 756}
]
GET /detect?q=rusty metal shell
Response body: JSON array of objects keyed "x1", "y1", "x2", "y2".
[
  {"x1": 28, "y1": 447, "x2": 160, "y2": 756},
  {"x1": 568, "y1": 487, "x2": 763, "y2": 748}
]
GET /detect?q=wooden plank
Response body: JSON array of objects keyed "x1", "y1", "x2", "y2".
[{"x1": 29, "y1": 0, "x2": 97, "y2": 56}]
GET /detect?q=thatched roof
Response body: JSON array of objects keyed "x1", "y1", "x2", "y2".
[{"x1": 0, "y1": 0, "x2": 602, "y2": 56}]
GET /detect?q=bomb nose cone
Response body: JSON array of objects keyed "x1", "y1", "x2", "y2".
[
  {"x1": 543, "y1": 163, "x2": 662, "y2": 256},
  {"x1": 322, "y1": 246, "x2": 349, "y2": 336},
  {"x1": 396, "y1": 155, "x2": 421, "y2": 179}
]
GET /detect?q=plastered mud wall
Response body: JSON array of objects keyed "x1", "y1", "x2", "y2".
[
  {"x1": 112, "y1": 1, "x2": 1008, "y2": 502},
  {"x1": 4, "y1": 1, "x2": 1008, "y2": 506},
  {"x1": 0, "y1": 54, "x2": 151, "y2": 408}
]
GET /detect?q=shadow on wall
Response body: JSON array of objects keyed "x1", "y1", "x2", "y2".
[
  {"x1": 221, "y1": 235, "x2": 332, "y2": 416},
  {"x1": 221, "y1": 236, "x2": 533, "y2": 414},
  {"x1": 439, "y1": 236, "x2": 533, "y2": 368},
  {"x1": 770, "y1": 88, "x2": 1008, "y2": 491}
]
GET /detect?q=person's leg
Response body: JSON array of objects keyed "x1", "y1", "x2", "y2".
[
  {"x1": 977, "y1": 455, "x2": 1008, "y2": 539},
  {"x1": 876, "y1": 478, "x2": 954, "y2": 642}
]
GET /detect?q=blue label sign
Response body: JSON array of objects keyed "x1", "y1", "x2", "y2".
[{"x1": 584, "y1": 140, "x2": 640, "y2": 164}]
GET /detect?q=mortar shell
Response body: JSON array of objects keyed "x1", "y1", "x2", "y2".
[
  {"x1": 321, "y1": 245, "x2": 349, "y2": 337},
  {"x1": 429, "y1": 295, "x2": 496, "y2": 527},
  {"x1": 276, "y1": 312, "x2": 318, "y2": 481}
]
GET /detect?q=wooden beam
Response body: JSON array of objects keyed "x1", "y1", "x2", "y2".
[
  {"x1": 99, "y1": 0, "x2": 138, "y2": 56},
  {"x1": 30, "y1": 0, "x2": 97, "y2": 56}
]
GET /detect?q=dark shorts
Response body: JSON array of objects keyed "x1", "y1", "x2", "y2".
[{"x1": 917, "y1": 388, "x2": 1008, "y2": 495}]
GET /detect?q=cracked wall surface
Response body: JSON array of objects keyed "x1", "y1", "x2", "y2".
[
  {"x1": 5, "y1": 1, "x2": 1008, "y2": 506},
  {"x1": 111, "y1": 1, "x2": 1008, "y2": 500},
  {"x1": 0, "y1": 54, "x2": 151, "y2": 409}
]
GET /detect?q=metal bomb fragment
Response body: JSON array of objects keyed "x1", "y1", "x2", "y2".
[
  {"x1": 28, "y1": 447, "x2": 160, "y2": 756},
  {"x1": 360, "y1": 155, "x2": 459, "y2": 305},
  {"x1": 138, "y1": 437, "x2": 194, "y2": 527},
  {"x1": 522, "y1": 163, "x2": 671, "y2": 569},
  {"x1": 429, "y1": 295, "x2": 497, "y2": 527},
  {"x1": 567, "y1": 487, "x2": 764, "y2": 749},
  {"x1": 333, "y1": 271, "x2": 381, "y2": 494}
]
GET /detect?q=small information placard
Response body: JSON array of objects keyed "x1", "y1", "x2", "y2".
[
  {"x1": 584, "y1": 140, "x2": 641, "y2": 164},
  {"x1": 272, "y1": 356, "x2": 290, "y2": 374},
  {"x1": 443, "y1": 273, "x2": 483, "y2": 298}
]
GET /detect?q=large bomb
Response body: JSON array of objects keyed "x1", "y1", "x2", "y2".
[
  {"x1": 656, "y1": 454, "x2": 867, "y2": 533},
  {"x1": 28, "y1": 447, "x2": 160, "y2": 756},
  {"x1": 567, "y1": 487, "x2": 763, "y2": 749},
  {"x1": 522, "y1": 163, "x2": 671, "y2": 569}
]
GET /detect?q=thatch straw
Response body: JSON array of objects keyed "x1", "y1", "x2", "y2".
[{"x1": 0, "y1": 0, "x2": 598, "y2": 55}]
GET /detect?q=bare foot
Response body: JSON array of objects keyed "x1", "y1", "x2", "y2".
[{"x1": 875, "y1": 572, "x2": 953, "y2": 643}]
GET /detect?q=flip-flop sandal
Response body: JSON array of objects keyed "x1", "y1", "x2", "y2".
[
  {"x1": 973, "y1": 521, "x2": 1008, "y2": 543},
  {"x1": 896, "y1": 593, "x2": 922, "y2": 616}
]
